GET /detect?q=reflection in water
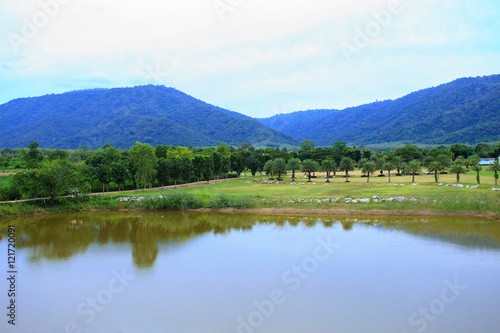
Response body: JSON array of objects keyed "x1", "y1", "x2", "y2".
[{"x1": 2, "y1": 212, "x2": 500, "y2": 269}]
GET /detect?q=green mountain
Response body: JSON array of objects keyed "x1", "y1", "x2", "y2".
[
  {"x1": 257, "y1": 75, "x2": 500, "y2": 146},
  {"x1": 0, "y1": 86, "x2": 298, "y2": 149}
]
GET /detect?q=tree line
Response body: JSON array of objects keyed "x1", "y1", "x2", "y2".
[{"x1": 0, "y1": 140, "x2": 499, "y2": 201}]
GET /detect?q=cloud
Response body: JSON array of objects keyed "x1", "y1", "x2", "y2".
[{"x1": 0, "y1": 0, "x2": 499, "y2": 117}]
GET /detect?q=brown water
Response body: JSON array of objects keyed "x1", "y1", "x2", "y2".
[{"x1": 1, "y1": 211, "x2": 500, "y2": 333}]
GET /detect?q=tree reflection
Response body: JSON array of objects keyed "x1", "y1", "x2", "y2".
[{"x1": 1, "y1": 212, "x2": 499, "y2": 269}]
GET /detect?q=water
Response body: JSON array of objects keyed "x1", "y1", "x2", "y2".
[{"x1": 1, "y1": 211, "x2": 500, "y2": 333}]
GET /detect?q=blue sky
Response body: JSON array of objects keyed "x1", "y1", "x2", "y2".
[{"x1": 0, "y1": 0, "x2": 499, "y2": 118}]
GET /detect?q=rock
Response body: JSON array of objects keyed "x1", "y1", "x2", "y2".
[
  {"x1": 386, "y1": 198, "x2": 395, "y2": 202},
  {"x1": 372, "y1": 196, "x2": 382, "y2": 203},
  {"x1": 351, "y1": 200, "x2": 358, "y2": 204},
  {"x1": 409, "y1": 198, "x2": 418, "y2": 203},
  {"x1": 322, "y1": 199, "x2": 331, "y2": 203},
  {"x1": 394, "y1": 196, "x2": 405, "y2": 202},
  {"x1": 412, "y1": 183, "x2": 419, "y2": 186},
  {"x1": 358, "y1": 198, "x2": 370, "y2": 203},
  {"x1": 438, "y1": 183, "x2": 443, "y2": 186}
]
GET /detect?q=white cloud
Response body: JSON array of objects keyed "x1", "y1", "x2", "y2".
[{"x1": 0, "y1": 0, "x2": 499, "y2": 117}]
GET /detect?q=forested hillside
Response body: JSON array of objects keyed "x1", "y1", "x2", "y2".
[
  {"x1": 258, "y1": 75, "x2": 500, "y2": 146},
  {"x1": 0, "y1": 86, "x2": 298, "y2": 149}
]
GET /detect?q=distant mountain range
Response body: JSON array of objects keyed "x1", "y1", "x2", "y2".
[
  {"x1": 257, "y1": 75, "x2": 500, "y2": 147},
  {"x1": 0, "y1": 86, "x2": 298, "y2": 149},
  {"x1": 0, "y1": 75, "x2": 498, "y2": 149}
]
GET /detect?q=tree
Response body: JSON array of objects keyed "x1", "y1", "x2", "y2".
[
  {"x1": 302, "y1": 159, "x2": 319, "y2": 182},
  {"x1": 48, "y1": 149, "x2": 69, "y2": 161},
  {"x1": 212, "y1": 152, "x2": 223, "y2": 181},
  {"x1": 20, "y1": 141, "x2": 44, "y2": 169},
  {"x1": 361, "y1": 161, "x2": 376, "y2": 183},
  {"x1": 156, "y1": 158, "x2": 171, "y2": 188},
  {"x1": 339, "y1": 157, "x2": 355, "y2": 182},
  {"x1": 407, "y1": 160, "x2": 421, "y2": 183},
  {"x1": 428, "y1": 161, "x2": 441, "y2": 183},
  {"x1": 392, "y1": 156, "x2": 403, "y2": 174},
  {"x1": 230, "y1": 152, "x2": 244, "y2": 178},
  {"x1": 300, "y1": 140, "x2": 315, "y2": 152},
  {"x1": 449, "y1": 163, "x2": 467, "y2": 184},
  {"x1": 436, "y1": 154, "x2": 452, "y2": 171},
  {"x1": 286, "y1": 158, "x2": 301, "y2": 181},
  {"x1": 450, "y1": 143, "x2": 473, "y2": 159},
  {"x1": 489, "y1": 160, "x2": 500, "y2": 186},
  {"x1": 383, "y1": 162, "x2": 395, "y2": 183},
  {"x1": 321, "y1": 159, "x2": 337, "y2": 183},
  {"x1": 179, "y1": 157, "x2": 193, "y2": 186},
  {"x1": 395, "y1": 145, "x2": 422, "y2": 162},
  {"x1": 130, "y1": 142, "x2": 158, "y2": 190},
  {"x1": 193, "y1": 155, "x2": 205, "y2": 184},
  {"x1": 263, "y1": 160, "x2": 274, "y2": 179},
  {"x1": 15, "y1": 159, "x2": 84, "y2": 201},
  {"x1": 168, "y1": 157, "x2": 181, "y2": 189},
  {"x1": 471, "y1": 164, "x2": 482, "y2": 184},
  {"x1": 272, "y1": 158, "x2": 287, "y2": 181},
  {"x1": 110, "y1": 160, "x2": 129, "y2": 191},
  {"x1": 465, "y1": 155, "x2": 480, "y2": 172}
]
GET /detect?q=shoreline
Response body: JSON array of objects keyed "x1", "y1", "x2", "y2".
[{"x1": 2, "y1": 207, "x2": 498, "y2": 220}]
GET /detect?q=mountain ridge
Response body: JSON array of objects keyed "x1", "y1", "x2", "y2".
[
  {"x1": 257, "y1": 75, "x2": 500, "y2": 146},
  {"x1": 0, "y1": 85, "x2": 298, "y2": 149}
]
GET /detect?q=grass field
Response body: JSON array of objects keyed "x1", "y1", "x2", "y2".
[{"x1": 1, "y1": 169, "x2": 499, "y2": 219}]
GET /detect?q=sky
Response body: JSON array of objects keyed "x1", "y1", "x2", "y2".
[{"x1": 0, "y1": 0, "x2": 499, "y2": 118}]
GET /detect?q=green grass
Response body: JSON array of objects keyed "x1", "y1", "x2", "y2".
[{"x1": 1, "y1": 169, "x2": 499, "y2": 218}]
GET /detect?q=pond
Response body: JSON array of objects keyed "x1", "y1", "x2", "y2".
[{"x1": 1, "y1": 211, "x2": 500, "y2": 333}]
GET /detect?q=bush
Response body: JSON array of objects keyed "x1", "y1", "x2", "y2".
[
  {"x1": 205, "y1": 194, "x2": 255, "y2": 209},
  {"x1": 0, "y1": 185, "x2": 22, "y2": 201},
  {"x1": 141, "y1": 192, "x2": 202, "y2": 210}
]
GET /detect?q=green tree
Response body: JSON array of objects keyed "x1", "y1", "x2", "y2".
[
  {"x1": 264, "y1": 160, "x2": 274, "y2": 179},
  {"x1": 302, "y1": 159, "x2": 319, "y2": 182},
  {"x1": 361, "y1": 162, "x2": 376, "y2": 183},
  {"x1": 449, "y1": 163, "x2": 467, "y2": 184},
  {"x1": 383, "y1": 162, "x2": 395, "y2": 183},
  {"x1": 286, "y1": 158, "x2": 301, "y2": 181},
  {"x1": 130, "y1": 142, "x2": 158, "y2": 190},
  {"x1": 20, "y1": 141, "x2": 44, "y2": 169},
  {"x1": 321, "y1": 159, "x2": 337, "y2": 183},
  {"x1": 339, "y1": 157, "x2": 355, "y2": 182},
  {"x1": 465, "y1": 155, "x2": 480, "y2": 172},
  {"x1": 471, "y1": 164, "x2": 482, "y2": 184},
  {"x1": 300, "y1": 140, "x2": 315, "y2": 152},
  {"x1": 230, "y1": 152, "x2": 244, "y2": 178},
  {"x1": 450, "y1": 143, "x2": 473, "y2": 159},
  {"x1": 110, "y1": 160, "x2": 129, "y2": 191},
  {"x1": 428, "y1": 161, "x2": 442, "y2": 183},
  {"x1": 407, "y1": 160, "x2": 421, "y2": 183},
  {"x1": 193, "y1": 155, "x2": 205, "y2": 184},
  {"x1": 48, "y1": 149, "x2": 69, "y2": 161},
  {"x1": 15, "y1": 159, "x2": 84, "y2": 201},
  {"x1": 156, "y1": 158, "x2": 171, "y2": 189},
  {"x1": 489, "y1": 160, "x2": 500, "y2": 186},
  {"x1": 168, "y1": 157, "x2": 181, "y2": 189},
  {"x1": 212, "y1": 152, "x2": 223, "y2": 181},
  {"x1": 392, "y1": 156, "x2": 403, "y2": 174},
  {"x1": 272, "y1": 158, "x2": 287, "y2": 181},
  {"x1": 362, "y1": 161, "x2": 376, "y2": 183}
]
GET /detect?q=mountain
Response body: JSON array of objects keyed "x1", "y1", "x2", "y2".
[
  {"x1": 0, "y1": 86, "x2": 298, "y2": 149},
  {"x1": 257, "y1": 75, "x2": 500, "y2": 147}
]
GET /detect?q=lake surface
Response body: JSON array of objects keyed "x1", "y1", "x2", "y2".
[{"x1": 1, "y1": 211, "x2": 500, "y2": 333}]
